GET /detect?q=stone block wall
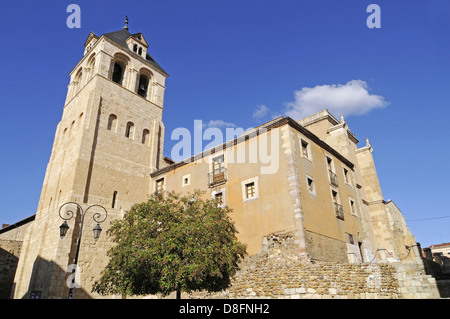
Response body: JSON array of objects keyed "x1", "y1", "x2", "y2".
[
  {"x1": 186, "y1": 232, "x2": 441, "y2": 299},
  {"x1": 0, "y1": 240, "x2": 22, "y2": 299}
]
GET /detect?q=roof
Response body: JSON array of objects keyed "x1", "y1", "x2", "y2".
[
  {"x1": 102, "y1": 29, "x2": 168, "y2": 76},
  {"x1": 0, "y1": 215, "x2": 35, "y2": 235},
  {"x1": 150, "y1": 116, "x2": 355, "y2": 178}
]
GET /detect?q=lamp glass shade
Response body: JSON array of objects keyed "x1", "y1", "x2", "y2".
[
  {"x1": 59, "y1": 221, "x2": 69, "y2": 238},
  {"x1": 93, "y1": 223, "x2": 102, "y2": 239}
]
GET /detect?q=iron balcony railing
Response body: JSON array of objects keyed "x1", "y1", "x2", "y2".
[
  {"x1": 208, "y1": 168, "x2": 227, "y2": 187},
  {"x1": 334, "y1": 202, "x2": 344, "y2": 220},
  {"x1": 329, "y1": 170, "x2": 339, "y2": 187}
]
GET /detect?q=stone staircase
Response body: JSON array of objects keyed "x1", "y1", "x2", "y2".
[{"x1": 392, "y1": 259, "x2": 441, "y2": 299}]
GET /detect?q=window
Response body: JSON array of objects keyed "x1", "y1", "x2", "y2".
[
  {"x1": 30, "y1": 291, "x2": 41, "y2": 299},
  {"x1": 349, "y1": 198, "x2": 357, "y2": 216},
  {"x1": 125, "y1": 122, "x2": 134, "y2": 139},
  {"x1": 137, "y1": 74, "x2": 149, "y2": 97},
  {"x1": 215, "y1": 192, "x2": 223, "y2": 206},
  {"x1": 327, "y1": 156, "x2": 338, "y2": 186},
  {"x1": 306, "y1": 176, "x2": 316, "y2": 195},
  {"x1": 112, "y1": 191, "x2": 117, "y2": 209},
  {"x1": 133, "y1": 44, "x2": 138, "y2": 52},
  {"x1": 210, "y1": 155, "x2": 226, "y2": 185},
  {"x1": 327, "y1": 156, "x2": 333, "y2": 171},
  {"x1": 241, "y1": 177, "x2": 259, "y2": 201},
  {"x1": 332, "y1": 190, "x2": 338, "y2": 202},
  {"x1": 138, "y1": 47, "x2": 143, "y2": 56},
  {"x1": 332, "y1": 189, "x2": 344, "y2": 220},
  {"x1": 301, "y1": 139, "x2": 310, "y2": 159},
  {"x1": 155, "y1": 178, "x2": 164, "y2": 194},
  {"x1": 107, "y1": 114, "x2": 117, "y2": 132},
  {"x1": 245, "y1": 182, "x2": 255, "y2": 199},
  {"x1": 349, "y1": 234, "x2": 354, "y2": 245},
  {"x1": 142, "y1": 129, "x2": 149, "y2": 144},
  {"x1": 112, "y1": 62, "x2": 124, "y2": 85},
  {"x1": 343, "y1": 167, "x2": 351, "y2": 185},
  {"x1": 182, "y1": 174, "x2": 191, "y2": 187}
]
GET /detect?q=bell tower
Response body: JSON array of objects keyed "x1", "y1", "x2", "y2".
[{"x1": 13, "y1": 21, "x2": 168, "y2": 299}]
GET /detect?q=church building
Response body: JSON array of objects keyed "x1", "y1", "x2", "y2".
[{"x1": 0, "y1": 21, "x2": 422, "y2": 299}]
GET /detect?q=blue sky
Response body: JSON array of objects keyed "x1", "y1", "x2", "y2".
[{"x1": 0, "y1": 0, "x2": 449, "y2": 248}]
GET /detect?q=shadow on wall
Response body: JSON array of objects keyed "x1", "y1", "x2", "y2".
[
  {"x1": 11, "y1": 256, "x2": 91, "y2": 299},
  {"x1": 0, "y1": 246, "x2": 19, "y2": 299}
]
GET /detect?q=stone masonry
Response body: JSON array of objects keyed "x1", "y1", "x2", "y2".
[{"x1": 186, "y1": 232, "x2": 441, "y2": 299}]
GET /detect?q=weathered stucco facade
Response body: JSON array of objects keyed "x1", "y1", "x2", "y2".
[{"x1": 3, "y1": 24, "x2": 436, "y2": 299}]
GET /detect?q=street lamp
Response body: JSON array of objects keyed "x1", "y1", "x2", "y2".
[{"x1": 58, "y1": 202, "x2": 108, "y2": 299}]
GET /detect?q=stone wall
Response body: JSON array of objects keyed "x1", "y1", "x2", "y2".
[
  {"x1": 0, "y1": 240, "x2": 22, "y2": 299},
  {"x1": 186, "y1": 232, "x2": 441, "y2": 299}
]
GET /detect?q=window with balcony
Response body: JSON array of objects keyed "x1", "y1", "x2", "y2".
[
  {"x1": 332, "y1": 189, "x2": 344, "y2": 220},
  {"x1": 327, "y1": 156, "x2": 338, "y2": 187},
  {"x1": 209, "y1": 155, "x2": 227, "y2": 187}
]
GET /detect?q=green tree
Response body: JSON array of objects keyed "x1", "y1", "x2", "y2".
[{"x1": 92, "y1": 191, "x2": 247, "y2": 298}]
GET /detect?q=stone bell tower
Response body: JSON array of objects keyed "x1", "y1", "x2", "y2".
[{"x1": 13, "y1": 20, "x2": 168, "y2": 299}]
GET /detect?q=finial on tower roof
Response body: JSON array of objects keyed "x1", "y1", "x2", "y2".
[{"x1": 123, "y1": 16, "x2": 129, "y2": 30}]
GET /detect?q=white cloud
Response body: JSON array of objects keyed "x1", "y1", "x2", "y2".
[
  {"x1": 284, "y1": 80, "x2": 388, "y2": 120},
  {"x1": 205, "y1": 120, "x2": 237, "y2": 128},
  {"x1": 252, "y1": 105, "x2": 270, "y2": 120}
]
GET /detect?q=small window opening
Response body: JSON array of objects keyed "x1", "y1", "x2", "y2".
[
  {"x1": 307, "y1": 177, "x2": 315, "y2": 193},
  {"x1": 107, "y1": 114, "x2": 117, "y2": 131},
  {"x1": 142, "y1": 129, "x2": 149, "y2": 144},
  {"x1": 327, "y1": 156, "x2": 333, "y2": 171},
  {"x1": 350, "y1": 199, "x2": 356, "y2": 215},
  {"x1": 301, "y1": 140, "x2": 309, "y2": 158},
  {"x1": 344, "y1": 168, "x2": 350, "y2": 184},
  {"x1": 125, "y1": 122, "x2": 134, "y2": 139}
]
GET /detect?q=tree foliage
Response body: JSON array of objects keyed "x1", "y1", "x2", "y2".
[{"x1": 92, "y1": 191, "x2": 247, "y2": 297}]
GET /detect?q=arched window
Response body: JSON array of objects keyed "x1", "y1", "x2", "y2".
[
  {"x1": 72, "y1": 68, "x2": 83, "y2": 95},
  {"x1": 142, "y1": 129, "x2": 149, "y2": 144},
  {"x1": 138, "y1": 47, "x2": 143, "y2": 55},
  {"x1": 69, "y1": 120, "x2": 75, "y2": 137},
  {"x1": 107, "y1": 114, "x2": 117, "y2": 132},
  {"x1": 110, "y1": 54, "x2": 129, "y2": 86},
  {"x1": 87, "y1": 54, "x2": 96, "y2": 79},
  {"x1": 125, "y1": 122, "x2": 134, "y2": 139},
  {"x1": 133, "y1": 44, "x2": 137, "y2": 52},
  {"x1": 137, "y1": 74, "x2": 149, "y2": 97},
  {"x1": 112, "y1": 62, "x2": 124, "y2": 85}
]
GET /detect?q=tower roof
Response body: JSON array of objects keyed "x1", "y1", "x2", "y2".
[{"x1": 102, "y1": 28, "x2": 168, "y2": 76}]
